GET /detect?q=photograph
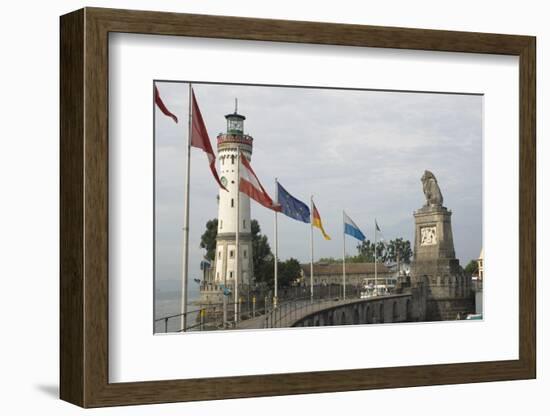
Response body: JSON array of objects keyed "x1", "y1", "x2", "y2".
[
  {"x1": 50, "y1": 3, "x2": 538, "y2": 411},
  {"x1": 153, "y1": 81, "x2": 483, "y2": 333}
]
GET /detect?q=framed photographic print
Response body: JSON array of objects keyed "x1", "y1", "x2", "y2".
[{"x1": 60, "y1": 7, "x2": 536, "y2": 408}]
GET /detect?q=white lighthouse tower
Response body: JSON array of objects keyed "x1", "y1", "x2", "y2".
[{"x1": 200, "y1": 102, "x2": 254, "y2": 308}]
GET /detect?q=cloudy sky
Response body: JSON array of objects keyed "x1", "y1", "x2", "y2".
[{"x1": 154, "y1": 81, "x2": 482, "y2": 295}]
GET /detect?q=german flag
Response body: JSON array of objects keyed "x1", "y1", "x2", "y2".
[{"x1": 312, "y1": 201, "x2": 331, "y2": 240}]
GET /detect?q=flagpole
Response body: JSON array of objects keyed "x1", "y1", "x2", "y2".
[
  {"x1": 374, "y1": 219, "x2": 378, "y2": 297},
  {"x1": 235, "y1": 148, "x2": 241, "y2": 324},
  {"x1": 274, "y1": 178, "x2": 279, "y2": 309},
  {"x1": 180, "y1": 83, "x2": 192, "y2": 332},
  {"x1": 342, "y1": 211, "x2": 346, "y2": 300},
  {"x1": 310, "y1": 196, "x2": 314, "y2": 303}
]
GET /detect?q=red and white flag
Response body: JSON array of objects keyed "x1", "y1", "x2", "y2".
[
  {"x1": 239, "y1": 153, "x2": 279, "y2": 211},
  {"x1": 154, "y1": 85, "x2": 178, "y2": 123},
  {"x1": 191, "y1": 90, "x2": 227, "y2": 191}
]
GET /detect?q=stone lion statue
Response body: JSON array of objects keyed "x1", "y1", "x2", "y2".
[{"x1": 421, "y1": 170, "x2": 443, "y2": 207}]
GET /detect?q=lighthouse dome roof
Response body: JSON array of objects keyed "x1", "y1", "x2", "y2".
[{"x1": 225, "y1": 112, "x2": 246, "y2": 120}]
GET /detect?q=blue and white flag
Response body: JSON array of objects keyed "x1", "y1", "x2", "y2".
[
  {"x1": 343, "y1": 211, "x2": 366, "y2": 241},
  {"x1": 277, "y1": 181, "x2": 310, "y2": 223}
]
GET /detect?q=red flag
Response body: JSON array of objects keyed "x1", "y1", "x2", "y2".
[
  {"x1": 239, "y1": 153, "x2": 279, "y2": 211},
  {"x1": 154, "y1": 85, "x2": 178, "y2": 123},
  {"x1": 191, "y1": 90, "x2": 227, "y2": 191}
]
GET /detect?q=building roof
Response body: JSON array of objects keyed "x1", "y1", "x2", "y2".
[{"x1": 301, "y1": 262, "x2": 389, "y2": 275}]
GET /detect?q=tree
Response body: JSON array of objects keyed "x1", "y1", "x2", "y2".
[
  {"x1": 278, "y1": 258, "x2": 302, "y2": 287},
  {"x1": 355, "y1": 240, "x2": 386, "y2": 262},
  {"x1": 200, "y1": 218, "x2": 274, "y2": 284},
  {"x1": 385, "y1": 238, "x2": 413, "y2": 265},
  {"x1": 318, "y1": 257, "x2": 341, "y2": 264},
  {"x1": 256, "y1": 256, "x2": 274, "y2": 286},
  {"x1": 375, "y1": 241, "x2": 387, "y2": 262},
  {"x1": 258, "y1": 257, "x2": 302, "y2": 289},
  {"x1": 251, "y1": 220, "x2": 273, "y2": 284},
  {"x1": 199, "y1": 219, "x2": 218, "y2": 261},
  {"x1": 356, "y1": 240, "x2": 375, "y2": 262},
  {"x1": 356, "y1": 238, "x2": 412, "y2": 264},
  {"x1": 464, "y1": 260, "x2": 478, "y2": 276}
]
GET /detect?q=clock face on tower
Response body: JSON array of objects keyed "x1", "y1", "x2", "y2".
[
  {"x1": 420, "y1": 226, "x2": 437, "y2": 246},
  {"x1": 221, "y1": 176, "x2": 228, "y2": 187}
]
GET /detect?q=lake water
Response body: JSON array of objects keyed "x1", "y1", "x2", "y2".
[{"x1": 154, "y1": 280, "x2": 201, "y2": 333}]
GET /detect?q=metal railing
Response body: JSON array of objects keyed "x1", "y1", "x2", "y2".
[
  {"x1": 154, "y1": 307, "x2": 205, "y2": 333},
  {"x1": 154, "y1": 296, "x2": 275, "y2": 333},
  {"x1": 155, "y1": 284, "x2": 387, "y2": 332},
  {"x1": 264, "y1": 295, "x2": 361, "y2": 329}
]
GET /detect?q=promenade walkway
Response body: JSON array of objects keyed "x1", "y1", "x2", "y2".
[{"x1": 235, "y1": 296, "x2": 395, "y2": 330}]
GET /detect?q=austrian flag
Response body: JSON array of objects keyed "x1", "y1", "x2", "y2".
[
  {"x1": 239, "y1": 153, "x2": 279, "y2": 211},
  {"x1": 154, "y1": 85, "x2": 178, "y2": 123},
  {"x1": 153, "y1": 85, "x2": 227, "y2": 192},
  {"x1": 191, "y1": 90, "x2": 228, "y2": 192}
]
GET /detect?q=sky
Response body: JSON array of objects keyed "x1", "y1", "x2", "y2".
[{"x1": 154, "y1": 81, "x2": 482, "y2": 295}]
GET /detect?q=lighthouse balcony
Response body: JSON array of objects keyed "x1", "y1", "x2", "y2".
[{"x1": 217, "y1": 133, "x2": 253, "y2": 150}]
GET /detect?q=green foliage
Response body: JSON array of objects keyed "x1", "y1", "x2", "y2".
[
  {"x1": 199, "y1": 219, "x2": 218, "y2": 261},
  {"x1": 251, "y1": 219, "x2": 273, "y2": 284},
  {"x1": 356, "y1": 240, "x2": 384, "y2": 262},
  {"x1": 385, "y1": 238, "x2": 413, "y2": 264},
  {"x1": 256, "y1": 257, "x2": 274, "y2": 286},
  {"x1": 278, "y1": 258, "x2": 301, "y2": 287},
  {"x1": 318, "y1": 257, "x2": 342, "y2": 264},
  {"x1": 200, "y1": 219, "x2": 274, "y2": 284},
  {"x1": 464, "y1": 260, "x2": 479, "y2": 275},
  {"x1": 258, "y1": 257, "x2": 302, "y2": 288},
  {"x1": 356, "y1": 238, "x2": 412, "y2": 264}
]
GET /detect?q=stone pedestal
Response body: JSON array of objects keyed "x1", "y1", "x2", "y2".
[{"x1": 410, "y1": 205, "x2": 474, "y2": 320}]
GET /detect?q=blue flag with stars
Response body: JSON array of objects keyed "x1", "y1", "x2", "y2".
[{"x1": 277, "y1": 182, "x2": 310, "y2": 223}]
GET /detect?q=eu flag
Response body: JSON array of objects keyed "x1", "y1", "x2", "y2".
[{"x1": 277, "y1": 182, "x2": 310, "y2": 223}]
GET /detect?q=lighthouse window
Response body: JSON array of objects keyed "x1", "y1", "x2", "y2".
[
  {"x1": 229, "y1": 271, "x2": 233, "y2": 278},
  {"x1": 229, "y1": 250, "x2": 234, "y2": 258},
  {"x1": 231, "y1": 198, "x2": 234, "y2": 207},
  {"x1": 243, "y1": 219, "x2": 246, "y2": 229},
  {"x1": 218, "y1": 251, "x2": 221, "y2": 259},
  {"x1": 231, "y1": 155, "x2": 235, "y2": 165},
  {"x1": 229, "y1": 119, "x2": 242, "y2": 131},
  {"x1": 243, "y1": 250, "x2": 247, "y2": 258}
]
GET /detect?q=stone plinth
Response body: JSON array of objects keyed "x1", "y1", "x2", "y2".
[
  {"x1": 413, "y1": 206, "x2": 455, "y2": 261},
  {"x1": 410, "y1": 204, "x2": 474, "y2": 320}
]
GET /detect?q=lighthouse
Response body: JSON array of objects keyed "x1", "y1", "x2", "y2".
[{"x1": 200, "y1": 102, "x2": 254, "y2": 308}]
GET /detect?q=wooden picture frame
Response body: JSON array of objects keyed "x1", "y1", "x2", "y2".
[{"x1": 60, "y1": 7, "x2": 536, "y2": 408}]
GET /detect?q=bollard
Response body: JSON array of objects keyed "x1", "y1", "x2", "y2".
[
  {"x1": 223, "y1": 294, "x2": 227, "y2": 329},
  {"x1": 238, "y1": 297, "x2": 242, "y2": 321},
  {"x1": 252, "y1": 296, "x2": 256, "y2": 317},
  {"x1": 164, "y1": 317, "x2": 168, "y2": 333},
  {"x1": 200, "y1": 308, "x2": 205, "y2": 331}
]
